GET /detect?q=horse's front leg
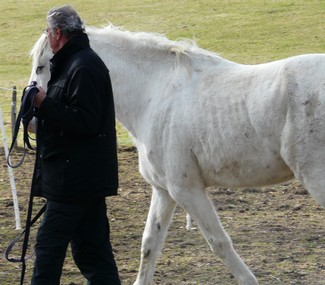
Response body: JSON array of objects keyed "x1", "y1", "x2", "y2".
[
  {"x1": 134, "y1": 186, "x2": 177, "y2": 285},
  {"x1": 172, "y1": 185, "x2": 259, "y2": 285}
]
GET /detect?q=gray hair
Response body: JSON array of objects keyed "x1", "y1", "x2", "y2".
[{"x1": 47, "y1": 5, "x2": 85, "y2": 38}]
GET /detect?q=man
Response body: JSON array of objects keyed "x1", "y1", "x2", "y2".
[{"x1": 31, "y1": 5, "x2": 121, "y2": 285}]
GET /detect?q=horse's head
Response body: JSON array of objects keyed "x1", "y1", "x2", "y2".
[{"x1": 29, "y1": 33, "x2": 53, "y2": 91}]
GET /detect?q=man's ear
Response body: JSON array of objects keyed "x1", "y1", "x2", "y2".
[{"x1": 55, "y1": 28, "x2": 62, "y2": 39}]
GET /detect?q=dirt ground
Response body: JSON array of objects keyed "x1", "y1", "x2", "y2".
[{"x1": 0, "y1": 146, "x2": 325, "y2": 285}]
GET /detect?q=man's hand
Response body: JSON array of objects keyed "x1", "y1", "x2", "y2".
[{"x1": 28, "y1": 117, "x2": 37, "y2": 133}]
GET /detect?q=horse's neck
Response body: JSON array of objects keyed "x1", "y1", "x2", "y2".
[{"x1": 98, "y1": 47, "x2": 173, "y2": 138}]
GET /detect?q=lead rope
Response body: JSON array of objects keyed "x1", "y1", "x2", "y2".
[
  {"x1": 7, "y1": 81, "x2": 39, "y2": 168},
  {"x1": 5, "y1": 201, "x2": 47, "y2": 285},
  {"x1": 5, "y1": 81, "x2": 47, "y2": 285}
]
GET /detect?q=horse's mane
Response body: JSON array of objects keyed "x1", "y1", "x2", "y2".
[
  {"x1": 30, "y1": 33, "x2": 49, "y2": 63},
  {"x1": 87, "y1": 24, "x2": 220, "y2": 61}
]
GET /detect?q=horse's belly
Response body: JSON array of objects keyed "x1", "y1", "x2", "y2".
[{"x1": 203, "y1": 155, "x2": 294, "y2": 188}]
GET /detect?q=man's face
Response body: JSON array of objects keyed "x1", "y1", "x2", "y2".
[{"x1": 46, "y1": 26, "x2": 60, "y2": 54}]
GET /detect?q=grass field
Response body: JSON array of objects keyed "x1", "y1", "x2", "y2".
[{"x1": 1, "y1": 0, "x2": 325, "y2": 111}]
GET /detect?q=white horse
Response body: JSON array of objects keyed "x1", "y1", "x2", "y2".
[{"x1": 29, "y1": 24, "x2": 325, "y2": 285}]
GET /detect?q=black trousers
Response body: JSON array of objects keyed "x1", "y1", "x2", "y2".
[{"x1": 31, "y1": 198, "x2": 121, "y2": 285}]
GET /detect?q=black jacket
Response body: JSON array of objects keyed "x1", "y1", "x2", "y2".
[{"x1": 32, "y1": 33, "x2": 118, "y2": 201}]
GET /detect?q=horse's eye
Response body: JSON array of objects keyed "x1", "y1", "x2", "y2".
[{"x1": 36, "y1": 66, "x2": 44, "y2": 74}]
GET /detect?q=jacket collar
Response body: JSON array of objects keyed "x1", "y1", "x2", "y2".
[{"x1": 50, "y1": 33, "x2": 90, "y2": 74}]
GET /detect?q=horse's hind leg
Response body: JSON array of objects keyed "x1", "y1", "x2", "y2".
[
  {"x1": 283, "y1": 149, "x2": 325, "y2": 208},
  {"x1": 172, "y1": 187, "x2": 259, "y2": 285},
  {"x1": 134, "y1": 186, "x2": 177, "y2": 285},
  {"x1": 280, "y1": 122, "x2": 325, "y2": 208}
]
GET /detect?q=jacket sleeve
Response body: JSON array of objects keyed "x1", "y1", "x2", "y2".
[{"x1": 38, "y1": 66, "x2": 106, "y2": 137}]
